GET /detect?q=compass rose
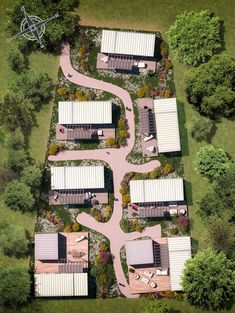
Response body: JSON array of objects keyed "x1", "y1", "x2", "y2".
[{"x1": 7, "y1": 6, "x2": 59, "y2": 48}]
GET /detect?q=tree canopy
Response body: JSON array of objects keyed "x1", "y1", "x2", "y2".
[
  {"x1": 10, "y1": 70, "x2": 53, "y2": 110},
  {"x1": 6, "y1": 0, "x2": 79, "y2": 52},
  {"x1": 21, "y1": 165, "x2": 42, "y2": 190},
  {"x1": 0, "y1": 223, "x2": 29, "y2": 258},
  {"x1": 182, "y1": 249, "x2": 235, "y2": 311},
  {"x1": 185, "y1": 55, "x2": 235, "y2": 118},
  {"x1": 194, "y1": 145, "x2": 231, "y2": 180},
  {"x1": 0, "y1": 92, "x2": 36, "y2": 133},
  {"x1": 4, "y1": 180, "x2": 35, "y2": 212},
  {"x1": 0, "y1": 265, "x2": 30, "y2": 307},
  {"x1": 189, "y1": 116, "x2": 213, "y2": 142},
  {"x1": 199, "y1": 164, "x2": 235, "y2": 221},
  {"x1": 167, "y1": 10, "x2": 222, "y2": 66},
  {"x1": 7, "y1": 48, "x2": 26, "y2": 73},
  {"x1": 6, "y1": 128, "x2": 25, "y2": 150},
  {"x1": 207, "y1": 217, "x2": 235, "y2": 258}
]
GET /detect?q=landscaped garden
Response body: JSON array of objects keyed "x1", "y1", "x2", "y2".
[{"x1": 0, "y1": 0, "x2": 235, "y2": 312}]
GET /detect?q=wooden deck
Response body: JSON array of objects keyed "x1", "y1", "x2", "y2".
[
  {"x1": 56, "y1": 124, "x2": 115, "y2": 141},
  {"x1": 96, "y1": 53, "x2": 157, "y2": 72},
  {"x1": 136, "y1": 98, "x2": 158, "y2": 157},
  {"x1": 128, "y1": 203, "x2": 188, "y2": 219},
  {"x1": 128, "y1": 238, "x2": 171, "y2": 294},
  {"x1": 35, "y1": 232, "x2": 89, "y2": 274},
  {"x1": 49, "y1": 190, "x2": 108, "y2": 205}
]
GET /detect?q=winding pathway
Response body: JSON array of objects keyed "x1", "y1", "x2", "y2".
[{"x1": 49, "y1": 44, "x2": 162, "y2": 298}]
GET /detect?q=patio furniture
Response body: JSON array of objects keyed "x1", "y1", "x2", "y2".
[
  {"x1": 134, "y1": 274, "x2": 140, "y2": 280},
  {"x1": 169, "y1": 208, "x2": 178, "y2": 216},
  {"x1": 146, "y1": 146, "x2": 155, "y2": 152},
  {"x1": 150, "y1": 281, "x2": 157, "y2": 288},
  {"x1": 75, "y1": 235, "x2": 85, "y2": 243},
  {"x1": 140, "y1": 276, "x2": 149, "y2": 284},
  {"x1": 144, "y1": 270, "x2": 154, "y2": 278},
  {"x1": 143, "y1": 134, "x2": 153, "y2": 142},
  {"x1": 97, "y1": 129, "x2": 103, "y2": 136},
  {"x1": 156, "y1": 268, "x2": 168, "y2": 276},
  {"x1": 180, "y1": 208, "x2": 186, "y2": 215},
  {"x1": 101, "y1": 56, "x2": 109, "y2": 63}
]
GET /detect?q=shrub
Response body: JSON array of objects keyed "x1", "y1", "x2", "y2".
[
  {"x1": 94, "y1": 213, "x2": 102, "y2": 222},
  {"x1": 133, "y1": 223, "x2": 143, "y2": 233},
  {"x1": 102, "y1": 206, "x2": 112, "y2": 220},
  {"x1": 178, "y1": 216, "x2": 189, "y2": 233},
  {"x1": 122, "y1": 193, "x2": 131, "y2": 207},
  {"x1": 119, "y1": 187, "x2": 127, "y2": 196},
  {"x1": 75, "y1": 91, "x2": 87, "y2": 101},
  {"x1": 118, "y1": 116, "x2": 128, "y2": 130},
  {"x1": 79, "y1": 46, "x2": 86, "y2": 56},
  {"x1": 57, "y1": 87, "x2": 68, "y2": 95},
  {"x1": 48, "y1": 143, "x2": 60, "y2": 155},
  {"x1": 118, "y1": 129, "x2": 129, "y2": 139},
  {"x1": 106, "y1": 137, "x2": 116, "y2": 147},
  {"x1": 64, "y1": 224, "x2": 72, "y2": 232},
  {"x1": 0, "y1": 167, "x2": 17, "y2": 193},
  {"x1": 149, "y1": 168, "x2": 160, "y2": 179},
  {"x1": 72, "y1": 223, "x2": 80, "y2": 232},
  {"x1": 164, "y1": 89, "x2": 172, "y2": 98},
  {"x1": 120, "y1": 219, "x2": 131, "y2": 232},
  {"x1": 7, "y1": 48, "x2": 26, "y2": 73},
  {"x1": 165, "y1": 59, "x2": 173, "y2": 70},
  {"x1": 161, "y1": 163, "x2": 174, "y2": 175},
  {"x1": 99, "y1": 241, "x2": 109, "y2": 252},
  {"x1": 160, "y1": 45, "x2": 169, "y2": 58}
]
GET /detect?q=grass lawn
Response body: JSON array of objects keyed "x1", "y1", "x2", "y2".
[
  {"x1": 3, "y1": 298, "x2": 235, "y2": 313},
  {"x1": 78, "y1": 0, "x2": 235, "y2": 249}
]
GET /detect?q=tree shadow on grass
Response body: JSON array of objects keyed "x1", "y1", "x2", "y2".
[
  {"x1": 177, "y1": 100, "x2": 189, "y2": 157},
  {"x1": 184, "y1": 179, "x2": 193, "y2": 206}
]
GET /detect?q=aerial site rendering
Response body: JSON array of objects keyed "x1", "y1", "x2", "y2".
[{"x1": 0, "y1": 0, "x2": 234, "y2": 313}]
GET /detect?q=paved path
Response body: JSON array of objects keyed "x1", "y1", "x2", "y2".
[{"x1": 49, "y1": 44, "x2": 161, "y2": 298}]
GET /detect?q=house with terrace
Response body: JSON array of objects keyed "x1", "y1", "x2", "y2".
[
  {"x1": 137, "y1": 97, "x2": 181, "y2": 156},
  {"x1": 125, "y1": 236, "x2": 191, "y2": 294},
  {"x1": 56, "y1": 101, "x2": 115, "y2": 141},
  {"x1": 34, "y1": 232, "x2": 89, "y2": 297},
  {"x1": 97, "y1": 30, "x2": 157, "y2": 73},
  {"x1": 49, "y1": 166, "x2": 108, "y2": 205},
  {"x1": 128, "y1": 178, "x2": 187, "y2": 218}
]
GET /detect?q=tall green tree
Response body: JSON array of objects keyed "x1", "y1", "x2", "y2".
[
  {"x1": 199, "y1": 164, "x2": 235, "y2": 221},
  {"x1": 6, "y1": 0, "x2": 79, "y2": 52},
  {"x1": 6, "y1": 149, "x2": 29, "y2": 174},
  {"x1": 194, "y1": 145, "x2": 231, "y2": 180},
  {"x1": 185, "y1": 55, "x2": 235, "y2": 118},
  {"x1": 0, "y1": 265, "x2": 30, "y2": 307},
  {"x1": 189, "y1": 116, "x2": 213, "y2": 142},
  {"x1": 207, "y1": 217, "x2": 235, "y2": 258},
  {"x1": 7, "y1": 47, "x2": 26, "y2": 73},
  {"x1": 182, "y1": 249, "x2": 235, "y2": 311},
  {"x1": 167, "y1": 10, "x2": 222, "y2": 66},
  {"x1": 0, "y1": 166, "x2": 17, "y2": 192},
  {"x1": 21, "y1": 165, "x2": 42, "y2": 190},
  {"x1": 4, "y1": 180, "x2": 35, "y2": 212},
  {"x1": 10, "y1": 70, "x2": 53, "y2": 110},
  {"x1": 0, "y1": 223, "x2": 29, "y2": 258},
  {"x1": 6, "y1": 128, "x2": 25, "y2": 150},
  {"x1": 0, "y1": 92, "x2": 36, "y2": 133}
]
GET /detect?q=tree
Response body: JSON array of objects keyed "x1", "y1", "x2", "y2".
[
  {"x1": 185, "y1": 55, "x2": 235, "y2": 118},
  {"x1": 167, "y1": 10, "x2": 222, "y2": 66},
  {"x1": 199, "y1": 164, "x2": 235, "y2": 221},
  {"x1": 48, "y1": 143, "x2": 60, "y2": 155},
  {"x1": 0, "y1": 166, "x2": 17, "y2": 193},
  {"x1": 189, "y1": 116, "x2": 213, "y2": 142},
  {"x1": 194, "y1": 145, "x2": 231, "y2": 180},
  {"x1": 0, "y1": 92, "x2": 36, "y2": 133},
  {"x1": 182, "y1": 249, "x2": 235, "y2": 310},
  {"x1": 10, "y1": 70, "x2": 53, "y2": 110},
  {"x1": 7, "y1": 48, "x2": 26, "y2": 73},
  {"x1": 6, "y1": 0, "x2": 79, "y2": 52},
  {"x1": 0, "y1": 265, "x2": 30, "y2": 307},
  {"x1": 143, "y1": 301, "x2": 171, "y2": 313},
  {"x1": 21, "y1": 165, "x2": 42, "y2": 190},
  {"x1": 0, "y1": 223, "x2": 29, "y2": 258},
  {"x1": 4, "y1": 180, "x2": 35, "y2": 212},
  {"x1": 207, "y1": 217, "x2": 235, "y2": 258},
  {"x1": 6, "y1": 149, "x2": 29, "y2": 174},
  {"x1": 6, "y1": 128, "x2": 25, "y2": 150}
]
